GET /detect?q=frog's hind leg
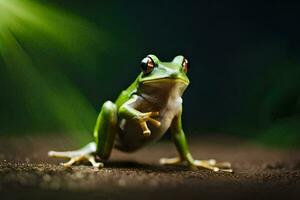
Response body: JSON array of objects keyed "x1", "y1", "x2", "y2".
[
  {"x1": 161, "y1": 111, "x2": 233, "y2": 172},
  {"x1": 94, "y1": 101, "x2": 118, "y2": 160},
  {"x1": 48, "y1": 142, "x2": 103, "y2": 167},
  {"x1": 48, "y1": 101, "x2": 118, "y2": 168}
]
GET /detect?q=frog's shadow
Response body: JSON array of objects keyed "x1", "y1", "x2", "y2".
[{"x1": 104, "y1": 160, "x2": 186, "y2": 173}]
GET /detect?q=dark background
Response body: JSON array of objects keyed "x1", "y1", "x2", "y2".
[{"x1": 0, "y1": 0, "x2": 299, "y2": 147}]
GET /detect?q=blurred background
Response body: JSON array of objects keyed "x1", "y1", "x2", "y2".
[{"x1": 0, "y1": 0, "x2": 299, "y2": 147}]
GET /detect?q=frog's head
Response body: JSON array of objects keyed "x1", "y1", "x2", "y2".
[
  {"x1": 137, "y1": 55, "x2": 190, "y2": 99},
  {"x1": 138, "y1": 54, "x2": 190, "y2": 85}
]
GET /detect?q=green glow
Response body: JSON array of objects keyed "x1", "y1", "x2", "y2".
[
  {"x1": 0, "y1": 0, "x2": 105, "y2": 65},
  {"x1": 0, "y1": 0, "x2": 106, "y2": 142}
]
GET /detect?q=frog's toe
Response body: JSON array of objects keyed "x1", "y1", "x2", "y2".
[
  {"x1": 140, "y1": 121, "x2": 152, "y2": 137},
  {"x1": 87, "y1": 154, "x2": 104, "y2": 168},
  {"x1": 60, "y1": 158, "x2": 78, "y2": 167},
  {"x1": 215, "y1": 161, "x2": 231, "y2": 168},
  {"x1": 193, "y1": 159, "x2": 233, "y2": 173},
  {"x1": 159, "y1": 157, "x2": 182, "y2": 165}
]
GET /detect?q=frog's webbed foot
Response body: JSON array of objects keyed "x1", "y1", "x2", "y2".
[
  {"x1": 192, "y1": 159, "x2": 232, "y2": 173},
  {"x1": 135, "y1": 111, "x2": 161, "y2": 137},
  {"x1": 48, "y1": 142, "x2": 104, "y2": 168},
  {"x1": 160, "y1": 157, "x2": 233, "y2": 173}
]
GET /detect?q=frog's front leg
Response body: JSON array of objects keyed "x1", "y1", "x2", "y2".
[
  {"x1": 119, "y1": 95, "x2": 161, "y2": 136},
  {"x1": 48, "y1": 101, "x2": 118, "y2": 167},
  {"x1": 159, "y1": 107, "x2": 233, "y2": 173}
]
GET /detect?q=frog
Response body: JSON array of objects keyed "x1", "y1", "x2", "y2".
[{"x1": 48, "y1": 55, "x2": 232, "y2": 172}]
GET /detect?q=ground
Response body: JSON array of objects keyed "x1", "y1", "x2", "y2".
[{"x1": 0, "y1": 134, "x2": 300, "y2": 200}]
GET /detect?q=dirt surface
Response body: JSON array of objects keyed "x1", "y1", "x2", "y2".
[{"x1": 0, "y1": 134, "x2": 300, "y2": 200}]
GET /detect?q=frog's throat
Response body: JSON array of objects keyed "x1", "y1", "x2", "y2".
[{"x1": 141, "y1": 77, "x2": 189, "y2": 85}]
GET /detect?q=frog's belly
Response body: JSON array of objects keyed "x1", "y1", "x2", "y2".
[{"x1": 115, "y1": 95, "x2": 182, "y2": 152}]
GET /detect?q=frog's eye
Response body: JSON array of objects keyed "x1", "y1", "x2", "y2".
[
  {"x1": 182, "y1": 58, "x2": 189, "y2": 73},
  {"x1": 140, "y1": 56, "x2": 155, "y2": 74}
]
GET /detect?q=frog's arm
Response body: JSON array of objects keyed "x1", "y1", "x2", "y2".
[
  {"x1": 118, "y1": 95, "x2": 160, "y2": 136},
  {"x1": 163, "y1": 106, "x2": 233, "y2": 172}
]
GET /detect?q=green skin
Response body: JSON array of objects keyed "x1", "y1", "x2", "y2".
[{"x1": 49, "y1": 55, "x2": 232, "y2": 172}]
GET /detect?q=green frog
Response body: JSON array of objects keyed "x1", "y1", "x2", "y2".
[{"x1": 48, "y1": 55, "x2": 232, "y2": 172}]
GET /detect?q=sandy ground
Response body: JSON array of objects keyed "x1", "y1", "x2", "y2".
[{"x1": 0, "y1": 134, "x2": 300, "y2": 200}]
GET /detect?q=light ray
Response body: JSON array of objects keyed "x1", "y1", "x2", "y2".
[{"x1": 0, "y1": 0, "x2": 106, "y2": 142}]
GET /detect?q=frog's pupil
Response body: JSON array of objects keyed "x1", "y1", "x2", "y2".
[{"x1": 141, "y1": 57, "x2": 154, "y2": 74}]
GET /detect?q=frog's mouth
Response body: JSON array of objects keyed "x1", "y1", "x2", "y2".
[
  {"x1": 142, "y1": 77, "x2": 189, "y2": 85},
  {"x1": 139, "y1": 77, "x2": 188, "y2": 101}
]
